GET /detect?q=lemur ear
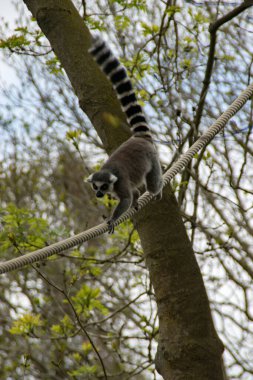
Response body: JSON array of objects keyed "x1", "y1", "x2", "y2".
[
  {"x1": 109, "y1": 174, "x2": 118, "y2": 183},
  {"x1": 85, "y1": 174, "x2": 94, "y2": 183}
]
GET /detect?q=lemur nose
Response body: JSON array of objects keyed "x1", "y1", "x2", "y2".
[{"x1": 96, "y1": 191, "x2": 104, "y2": 198}]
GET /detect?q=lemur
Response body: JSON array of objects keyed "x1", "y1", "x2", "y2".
[{"x1": 87, "y1": 36, "x2": 163, "y2": 233}]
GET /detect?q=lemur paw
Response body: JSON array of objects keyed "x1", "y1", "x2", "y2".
[
  {"x1": 107, "y1": 220, "x2": 115, "y2": 234},
  {"x1": 133, "y1": 202, "x2": 139, "y2": 211},
  {"x1": 154, "y1": 191, "x2": 162, "y2": 201}
]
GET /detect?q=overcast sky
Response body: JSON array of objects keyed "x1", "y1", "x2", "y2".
[
  {"x1": 0, "y1": 0, "x2": 16, "y2": 23},
  {"x1": 0, "y1": 1, "x2": 23, "y2": 85}
]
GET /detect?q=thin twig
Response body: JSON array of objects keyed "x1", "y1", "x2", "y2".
[{"x1": 32, "y1": 265, "x2": 108, "y2": 380}]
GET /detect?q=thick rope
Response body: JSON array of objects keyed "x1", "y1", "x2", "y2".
[{"x1": 0, "y1": 83, "x2": 253, "y2": 274}]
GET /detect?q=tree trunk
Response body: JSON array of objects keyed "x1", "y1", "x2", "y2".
[
  {"x1": 135, "y1": 190, "x2": 225, "y2": 379},
  {"x1": 23, "y1": 1, "x2": 226, "y2": 378}
]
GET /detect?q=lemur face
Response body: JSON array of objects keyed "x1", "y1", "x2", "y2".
[
  {"x1": 92, "y1": 181, "x2": 113, "y2": 198},
  {"x1": 86, "y1": 172, "x2": 118, "y2": 198}
]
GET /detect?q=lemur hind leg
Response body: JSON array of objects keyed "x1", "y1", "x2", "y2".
[
  {"x1": 132, "y1": 189, "x2": 140, "y2": 210},
  {"x1": 146, "y1": 160, "x2": 163, "y2": 200}
]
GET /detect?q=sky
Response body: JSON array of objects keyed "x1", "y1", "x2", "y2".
[
  {"x1": 0, "y1": 1, "x2": 23, "y2": 85},
  {"x1": 0, "y1": 0, "x2": 16, "y2": 23}
]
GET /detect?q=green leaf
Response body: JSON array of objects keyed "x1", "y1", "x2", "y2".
[
  {"x1": 71, "y1": 285, "x2": 108, "y2": 317},
  {"x1": 194, "y1": 10, "x2": 209, "y2": 24},
  {"x1": 66, "y1": 129, "x2": 82, "y2": 140},
  {"x1": 109, "y1": 0, "x2": 147, "y2": 11},
  {"x1": 68, "y1": 364, "x2": 97, "y2": 376},
  {"x1": 72, "y1": 352, "x2": 82, "y2": 362},
  {"x1": 167, "y1": 6, "x2": 182, "y2": 16},
  {"x1": 114, "y1": 15, "x2": 131, "y2": 30},
  {"x1": 46, "y1": 57, "x2": 63, "y2": 75},
  {"x1": 81, "y1": 342, "x2": 92, "y2": 354},
  {"x1": 219, "y1": 54, "x2": 235, "y2": 61},
  {"x1": 141, "y1": 22, "x2": 159, "y2": 36},
  {"x1": 51, "y1": 315, "x2": 75, "y2": 336},
  {"x1": 180, "y1": 58, "x2": 192, "y2": 70},
  {"x1": 9, "y1": 314, "x2": 44, "y2": 335},
  {"x1": 0, "y1": 203, "x2": 55, "y2": 257},
  {"x1": 14, "y1": 27, "x2": 28, "y2": 34},
  {"x1": 0, "y1": 34, "x2": 30, "y2": 49}
]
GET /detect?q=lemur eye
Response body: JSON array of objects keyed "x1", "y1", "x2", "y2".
[
  {"x1": 93, "y1": 184, "x2": 98, "y2": 190},
  {"x1": 101, "y1": 184, "x2": 108, "y2": 191}
]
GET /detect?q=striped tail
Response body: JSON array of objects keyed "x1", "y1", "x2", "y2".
[{"x1": 88, "y1": 36, "x2": 151, "y2": 138}]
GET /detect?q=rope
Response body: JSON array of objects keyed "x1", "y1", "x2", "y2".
[{"x1": 0, "y1": 83, "x2": 252, "y2": 275}]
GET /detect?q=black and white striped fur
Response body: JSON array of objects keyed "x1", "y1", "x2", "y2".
[
  {"x1": 89, "y1": 36, "x2": 151, "y2": 138},
  {"x1": 87, "y1": 36, "x2": 163, "y2": 233}
]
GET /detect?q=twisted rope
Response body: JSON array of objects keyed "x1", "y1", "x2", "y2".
[{"x1": 0, "y1": 83, "x2": 252, "y2": 274}]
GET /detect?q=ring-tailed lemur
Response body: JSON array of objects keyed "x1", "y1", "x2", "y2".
[{"x1": 87, "y1": 36, "x2": 163, "y2": 233}]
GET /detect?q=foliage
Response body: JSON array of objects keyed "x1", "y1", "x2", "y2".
[
  {"x1": 0, "y1": 0, "x2": 253, "y2": 379},
  {"x1": 0, "y1": 204, "x2": 54, "y2": 256},
  {"x1": 0, "y1": 26, "x2": 43, "y2": 52},
  {"x1": 71, "y1": 284, "x2": 108, "y2": 316},
  {"x1": 9, "y1": 313, "x2": 44, "y2": 335},
  {"x1": 0, "y1": 33, "x2": 30, "y2": 49},
  {"x1": 45, "y1": 56, "x2": 63, "y2": 75},
  {"x1": 51, "y1": 315, "x2": 76, "y2": 336}
]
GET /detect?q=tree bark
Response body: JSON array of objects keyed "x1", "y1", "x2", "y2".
[
  {"x1": 23, "y1": 1, "x2": 226, "y2": 378},
  {"x1": 136, "y1": 190, "x2": 225, "y2": 380}
]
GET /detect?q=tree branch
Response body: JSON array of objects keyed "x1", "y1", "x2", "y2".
[{"x1": 194, "y1": 0, "x2": 253, "y2": 129}]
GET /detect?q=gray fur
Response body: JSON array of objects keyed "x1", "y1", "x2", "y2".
[
  {"x1": 88, "y1": 36, "x2": 163, "y2": 233},
  {"x1": 87, "y1": 136, "x2": 163, "y2": 233}
]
